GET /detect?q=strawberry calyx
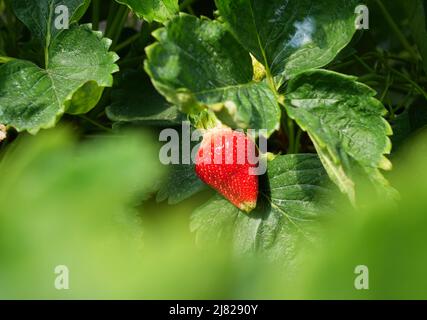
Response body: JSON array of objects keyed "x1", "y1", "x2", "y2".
[{"x1": 189, "y1": 109, "x2": 223, "y2": 131}]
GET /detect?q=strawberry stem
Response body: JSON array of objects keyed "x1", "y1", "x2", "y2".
[{"x1": 189, "y1": 109, "x2": 222, "y2": 130}]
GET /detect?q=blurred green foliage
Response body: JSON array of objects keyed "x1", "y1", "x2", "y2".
[
  {"x1": 0, "y1": 128, "x2": 426, "y2": 299},
  {"x1": 289, "y1": 130, "x2": 427, "y2": 299},
  {"x1": 1, "y1": 0, "x2": 427, "y2": 300}
]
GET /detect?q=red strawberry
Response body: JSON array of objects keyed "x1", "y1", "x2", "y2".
[{"x1": 195, "y1": 127, "x2": 259, "y2": 212}]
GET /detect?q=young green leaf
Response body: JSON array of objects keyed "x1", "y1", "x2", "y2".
[
  {"x1": 145, "y1": 14, "x2": 281, "y2": 136},
  {"x1": 0, "y1": 24, "x2": 118, "y2": 133},
  {"x1": 115, "y1": 0, "x2": 179, "y2": 23},
  {"x1": 215, "y1": 0, "x2": 358, "y2": 83},
  {"x1": 191, "y1": 154, "x2": 336, "y2": 262},
  {"x1": 284, "y1": 69, "x2": 393, "y2": 203}
]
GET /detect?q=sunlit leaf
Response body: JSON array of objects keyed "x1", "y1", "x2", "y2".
[
  {"x1": 115, "y1": 0, "x2": 179, "y2": 23},
  {"x1": 284, "y1": 69, "x2": 393, "y2": 202},
  {"x1": 145, "y1": 14, "x2": 281, "y2": 136},
  {"x1": 12, "y1": 0, "x2": 90, "y2": 45},
  {"x1": 0, "y1": 24, "x2": 118, "y2": 133},
  {"x1": 215, "y1": 0, "x2": 358, "y2": 82}
]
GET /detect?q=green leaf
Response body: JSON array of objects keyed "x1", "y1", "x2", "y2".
[
  {"x1": 145, "y1": 14, "x2": 281, "y2": 136},
  {"x1": 156, "y1": 124, "x2": 206, "y2": 204},
  {"x1": 215, "y1": 0, "x2": 358, "y2": 82},
  {"x1": 12, "y1": 0, "x2": 90, "y2": 46},
  {"x1": 191, "y1": 154, "x2": 336, "y2": 262},
  {"x1": 115, "y1": 0, "x2": 179, "y2": 23},
  {"x1": 107, "y1": 70, "x2": 184, "y2": 126},
  {"x1": 0, "y1": 24, "x2": 119, "y2": 133},
  {"x1": 66, "y1": 81, "x2": 104, "y2": 115},
  {"x1": 156, "y1": 163, "x2": 206, "y2": 204},
  {"x1": 284, "y1": 69, "x2": 393, "y2": 203}
]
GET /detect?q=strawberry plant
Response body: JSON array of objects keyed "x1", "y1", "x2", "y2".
[{"x1": 1, "y1": 0, "x2": 427, "y2": 298}]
